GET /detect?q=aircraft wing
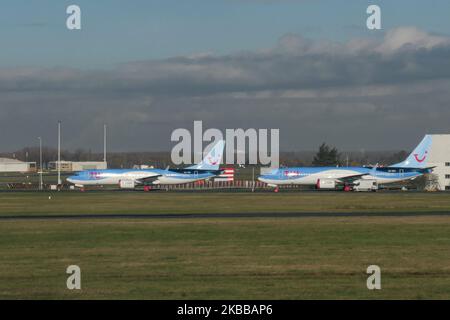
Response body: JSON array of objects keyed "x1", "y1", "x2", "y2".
[
  {"x1": 136, "y1": 174, "x2": 162, "y2": 185},
  {"x1": 336, "y1": 173, "x2": 370, "y2": 184},
  {"x1": 167, "y1": 168, "x2": 223, "y2": 175}
]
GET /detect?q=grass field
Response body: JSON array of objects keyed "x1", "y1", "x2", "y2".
[
  {"x1": 1, "y1": 192, "x2": 450, "y2": 299},
  {"x1": 1, "y1": 191, "x2": 450, "y2": 216}
]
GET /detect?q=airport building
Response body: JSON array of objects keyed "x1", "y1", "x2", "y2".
[
  {"x1": 0, "y1": 158, "x2": 36, "y2": 172},
  {"x1": 427, "y1": 134, "x2": 450, "y2": 191},
  {"x1": 48, "y1": 161, "x2": 107, "y2": 172}
]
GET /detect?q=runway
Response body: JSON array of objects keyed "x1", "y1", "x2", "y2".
[{"x1": 1, "y1": 211, "x2": 450, "y2": 220}]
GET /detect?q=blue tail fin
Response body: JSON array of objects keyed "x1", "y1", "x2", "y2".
[
  {"x1": 187, "y1": 140, "x2": 225, "y2": 171},
  {"x1": 391, "y1": 135, "x2": 433, "y2": 168}
]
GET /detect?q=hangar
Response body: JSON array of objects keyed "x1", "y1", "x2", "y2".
[
  {"x1": 0, "y1": 158, "x2": 36, "y2": 172},
  {"x1": 48, "y1": 161, "x2": 107, "y2": 172},
  {"x1": 427, "y1": 134, "x2": 450, "y2": 191}
]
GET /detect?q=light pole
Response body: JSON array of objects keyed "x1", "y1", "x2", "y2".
[
  {"x1": 38, "y1": 137, "x2": 43, "y2": 190},
  {"x1": 252, "y1": 166, "x2": 255, "y2": 192},
  {"x1": 103, "y1": 123, "x2": 107, "y2": 165},
  {"x1": 57, "y1": 121, "x2": 61, "y2": 186}
]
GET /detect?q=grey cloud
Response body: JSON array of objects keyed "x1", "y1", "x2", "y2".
[
  {"x1": 1, "y1": 27, "x2": 450, "y2": 96},
  {"x1": 1, "y1": 27, "x2": 450, "y2": 152}
]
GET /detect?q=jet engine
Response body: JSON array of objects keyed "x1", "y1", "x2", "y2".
[
  {"x1": 316, "y1": 179, "x2": 336, "y2": 189},
  {"x1": 119, "y1": 180, "x2": 136, "y2": 189}
]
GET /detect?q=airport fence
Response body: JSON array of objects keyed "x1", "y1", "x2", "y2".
[
  {"x1": 2, "y1": 180, "x2": 310, "y2": 191},
  {"x1": 156, "y1": 180, "x2": 309, "y2": 191}
]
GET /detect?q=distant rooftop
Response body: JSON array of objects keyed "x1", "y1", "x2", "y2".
[{"x1": 0, "y1": 158, "x2": 24, "y2": 163}]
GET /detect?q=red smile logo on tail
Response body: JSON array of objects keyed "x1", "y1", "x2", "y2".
[
  {"x1": 207, "y1": 156, "x2": 219, "y2": 165},
  {"x1": 413, "y1": 151, "x2": 428, "y2": 163}
]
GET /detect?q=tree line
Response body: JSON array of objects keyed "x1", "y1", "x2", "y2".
[{"x1": 0, "y1": 144, "x2": 409, "y2": 169}]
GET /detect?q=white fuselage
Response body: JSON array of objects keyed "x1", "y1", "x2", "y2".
[
  {"x1": 67, "y1": 169, "x2": 216, "y2": 186},
  {"x1": 258, "y1": 167, "x2": 422, "y2": 186}
]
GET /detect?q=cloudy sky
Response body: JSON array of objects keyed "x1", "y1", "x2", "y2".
[{"x1": 1, "y1": 0, "x2": 450, "y2": 152}]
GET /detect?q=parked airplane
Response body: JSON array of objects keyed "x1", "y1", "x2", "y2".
[
  {"x1": 258, "y1": 135, "x2": 434, "y2": 191},
  {"x1": 67, "y1": 140, "x2": 225, "y2": 189}
]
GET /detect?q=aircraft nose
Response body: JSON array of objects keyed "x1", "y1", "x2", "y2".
[{"x1": 67, "y1": 177, "x2": 74, "y2": 183}]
